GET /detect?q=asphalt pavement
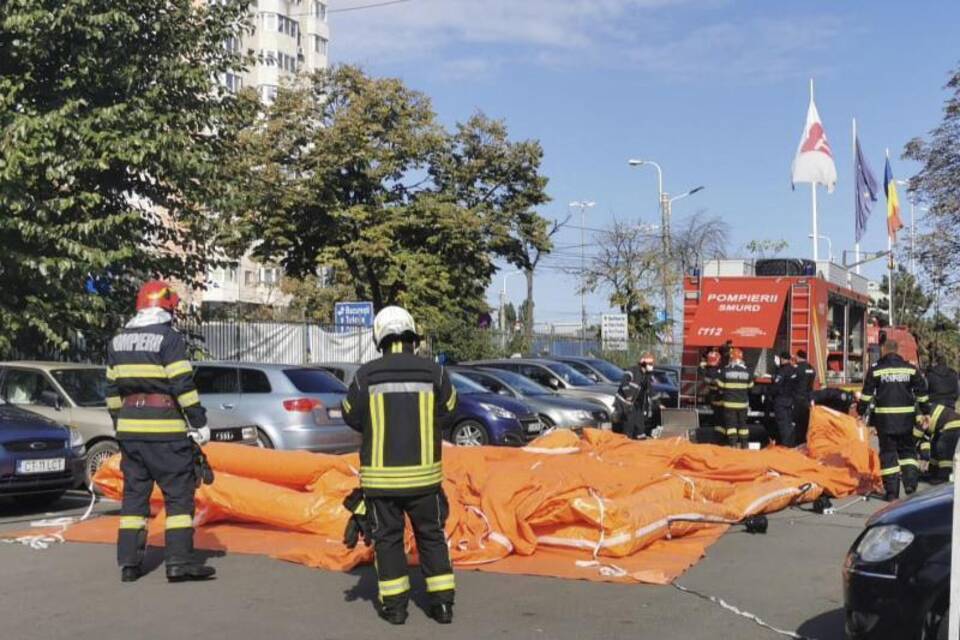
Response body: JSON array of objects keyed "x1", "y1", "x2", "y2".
[{"x1": 0, "y1": 489, "x2": 887, "y2": 640}]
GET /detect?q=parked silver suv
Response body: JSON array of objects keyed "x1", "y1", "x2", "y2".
[{"x1": 192, "y1": 362, "x2": 360, "y2": 452}]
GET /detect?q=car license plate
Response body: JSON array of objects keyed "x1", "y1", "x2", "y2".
[
  {"x1": 526, "y1": 421, "x2": 542, "y2": 433},
  {"x1": 16, "y1": 458, "x2": 65, "y2": 475},
  {"x1": 327, "y1": 408, "x2": 343, "y2": 420}
]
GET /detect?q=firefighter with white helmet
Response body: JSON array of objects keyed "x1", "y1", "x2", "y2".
[{"x1": 341, "y1": 305, "x2": 458, "y2": 625}]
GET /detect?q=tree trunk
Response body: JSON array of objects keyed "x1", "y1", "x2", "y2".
[{"x1": 524, "y1": 268, "x2": 534, "y2": 341}]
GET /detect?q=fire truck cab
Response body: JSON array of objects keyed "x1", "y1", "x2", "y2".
[{"x1": 680, "y1": 258, "x2": 871, "y2": 420}]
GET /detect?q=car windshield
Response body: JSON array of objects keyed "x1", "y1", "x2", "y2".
[
  {"x1": 51, "y1": 368, "x2": 107, "y2": 407},
  {"x1": 657, "y1": 368, "x2": 680, "y2": 387},
  {"x1": 585, "y1": 359, "x2": 625, "y2": 382},
  {"x1": 483, "y1": 369, "x2": 551, "y2": 396},
  {"x1": 284, "y1": 368, "x2": 347, "y2": 394},
  {"x1": 543, "y1": 362, "x2": 595, "y2": 387},
  {"x1": 451, "y1": 373, "x2": 489, "y2": 395}
]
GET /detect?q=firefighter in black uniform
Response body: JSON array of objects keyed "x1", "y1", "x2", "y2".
[
  {"x1": 770, "y1": 351, "x2": 798, "y2": 447},
  {"x1": 858, "y1": 340, "x2": 930, "y2": 500},
  {"x1": 619, "y1": 353, "x2": 654, "y2": 439},
  {"x1": 717, "y1": 347, "x2": 754, "y2": 448},
  {"x1": 105, "y1": 281, "x2": 215, "y2": 583},
  {"x1": 916, "y1": 404, "x2": 960, "y2": 483},
  {"x1": 925, "y1": 354, "x2": 959, "y2": 409},
  {"x1": 341, "y1": 306, "x2": 457, "y2": 625},
  {"x1": 793, "y1": 349, "x2": 816, "y2": 443},
  {"x1": 812, "y1": 387, "x2": 857, "y2": 414},
  {"x1": 699, "y1": 349, "x2": 723, "y2": 442}
]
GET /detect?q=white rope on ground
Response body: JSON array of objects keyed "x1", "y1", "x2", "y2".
[
  {"x1": 2, "y1": 485, "x2": 99, "y2": 550},
  {"x1": 671, "y1": 582, "x2": 818, "y2": 640},
  {"x1": 573, "y1": 488, "x2": 628, "y2": 578}
]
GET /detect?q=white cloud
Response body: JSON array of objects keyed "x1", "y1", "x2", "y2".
[{"x1": 329, "y1": 0, "x2": 845, "y2": 82}]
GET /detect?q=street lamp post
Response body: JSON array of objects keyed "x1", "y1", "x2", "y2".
[
  {"x1": 808, "y1": 233, "x2": 833, "y2": 263},
  {"x1": 628, "y1": 159, "x2": 704, "y2": 343},
  {"x1": 499, "y1": 270, "x2": 525, "y2": 343},
  {"x1": 569, "y1": 201, "x2": 596, "y2": 355}
]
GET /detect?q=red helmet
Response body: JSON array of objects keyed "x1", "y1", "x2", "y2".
[
  {"x1": 706, "y1": 350, "x2": 721, "y2": 367},
  {"x1": 136, "y1": 280, "x2": 180, "y2": 312},
  {"x1": 729, "y1": 347, "x2": 744, "y2": 362}
]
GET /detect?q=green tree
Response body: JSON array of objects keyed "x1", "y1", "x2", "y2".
[
  {"x1": 745, "y1": 238, "x2": 790, "y2": 259},
  {"x1": 0, "y1": 0, "x2": 254, "y2": 356},
  {"x1": 503, "y1": 302, "x2": 517, "y2": 328},
  {"x1": 229, "y1": 66, "x2": 550, "y2": 347},
  {"x1": 875, "y1": 267, "x2": 931, "y2": 329}
]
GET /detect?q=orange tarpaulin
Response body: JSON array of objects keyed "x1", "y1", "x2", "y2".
[{"x1": 60, "y1": 406, "x2": 878, "y2": 585}]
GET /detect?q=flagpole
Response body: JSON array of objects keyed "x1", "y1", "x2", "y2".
[
  {"x1": 887, "y1": 147, "x2": 895, "y2": 327},
  {"x1": 810, "y1": 78, "x2": 819, "y2": 263},
  {"x1": 853, "y1": 117, "x2": 861, "y2": 273}
]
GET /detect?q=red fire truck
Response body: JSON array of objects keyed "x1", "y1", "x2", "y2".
[{"x1": 680, "y1": 258, "x2": 873, "y2": 420}]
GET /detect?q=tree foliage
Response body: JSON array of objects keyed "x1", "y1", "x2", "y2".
[
  {"x1": 745, "y1": 238, "x2": 790, "y2": 259},
  {"x1": 671, "y1": 210, "x2": 730, "y2": 275},
  {"x1": 228, "y1": 66, "x2": 551, "y2": 342},
  {"x1": 0, "y1": 0, "x2": 254, "y2": 356}
]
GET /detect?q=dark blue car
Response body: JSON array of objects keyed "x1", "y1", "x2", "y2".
[
  {"x1": 1, "y1": 404, "x2": 86, "y2": 508},
  {"x1": 447, "y1": 373, "x2": 542, "y2": 446}
]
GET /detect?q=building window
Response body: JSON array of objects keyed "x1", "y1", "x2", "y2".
[
  {"x1": 261, "y1": 49, "x2": 275, "y2": 66},
  {"x1": 314, "y1": 35, "x2": 328, "y2": 55},
  {"x1": 259, "y1": 84, "x2": 278, "y2": 103},
  {"x1": 224, "y1": 72, "x2": 243, "y2": 93},
  {"x1": 226, "y1": 264, "x2": 238, "y2": 282},
  {"x1": 225, "y1": 35, "x2": 241, "y2": 54},
  {"x1": 260, "y1": 12, "x2": 277, "y2": 32},
  {"x1": 244, "y1": 270, "x2": 255, "y2": 286},
  {"x1": 278, "y1": 15, "x2": 298, "y2": 38},
  {"x1": 313, "y1": 1, "x2": 327, "y2": 20},
  {"x1": 259, "y1": 267, "x2": 280, "y2": 285}
]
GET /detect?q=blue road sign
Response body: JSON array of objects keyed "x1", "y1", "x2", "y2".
[{"x1": 334, "y1": 302, "x2": 374, "y2": 333}]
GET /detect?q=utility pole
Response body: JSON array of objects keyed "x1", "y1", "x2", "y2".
[{"x1": 569, "y1": 201, "x2": 595, "y2": 355}]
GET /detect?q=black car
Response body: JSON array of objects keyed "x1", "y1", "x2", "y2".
[{"x1": 843, "y1": 486, "x2": 952, "y2": 639}]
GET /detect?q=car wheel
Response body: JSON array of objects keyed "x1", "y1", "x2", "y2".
[
  {"x1": 13, "y1": 492, "x2": 66, "y2": 509},
  {"x1": 84, "y1": 440, "x2": 120, "y2": 491},
  {"x1": 451, "y1": 421, "x2": 490, "y2": 447},
  {"x1": 256, "y1": 428, "x2": 274, "y2": 449}
]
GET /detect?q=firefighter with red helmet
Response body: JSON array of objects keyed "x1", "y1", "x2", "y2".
[
  {"x1": 699, "y1": 349, "x2": 723, "y2": 438},
  {"x1": 716, "y1": 347, "x2": 754, "y2": 448},
  {"x1": 105, "y1": 281, "x2": 215, "y2": 583}
]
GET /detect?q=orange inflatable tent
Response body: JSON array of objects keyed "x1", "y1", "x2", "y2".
[{"x1": 59, "y1": 406, "x2": 878, "y2": 585}]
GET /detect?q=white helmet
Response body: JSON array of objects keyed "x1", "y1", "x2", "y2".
[{"x1": 373, "y1": 305, "x2": 419, "y2": 350}]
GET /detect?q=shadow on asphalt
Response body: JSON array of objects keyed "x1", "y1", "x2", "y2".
[
  {"x1": 344, "y1": 565, "x2": 437, "y2": 618},
  {"x1": 797, "y1": 608, "x2": 844, "y2": 640},
  {"x1": 140, "y1": 547, "x2": 226, "y2": 578}
]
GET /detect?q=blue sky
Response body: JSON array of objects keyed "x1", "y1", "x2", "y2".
[{"x1": 330, "y1": 0, "x2": 958, "y2": 325}]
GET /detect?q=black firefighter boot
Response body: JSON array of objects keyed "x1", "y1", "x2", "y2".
[
  {"x1": 121, "y1": 566, "x2": 143, "y2": 583},
  {"x1": 378, "y1": 596, "x2": 409, "y2": 625},
  {"x1": 428, "y1": 603, "x2": 454, "y2": 624},
  {"x1": 166, "y1": 563, "x2": 216, "y2": 582}
]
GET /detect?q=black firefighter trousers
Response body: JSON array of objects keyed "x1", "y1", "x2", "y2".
[
  {"x1": 878, "y1": 431, "x2": 920, "y2": 498},
  {"x1": 117, "y1": 439, "x2": 196, "y2": 568},
  {"x1": 369, "y1": 491, "x2": 455, "y2": 610}
]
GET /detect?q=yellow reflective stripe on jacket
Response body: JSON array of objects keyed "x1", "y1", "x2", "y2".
[
  {"x1": 165, "y1": 514, "x2": 193, "y2": 529},
  {"x1": 899, "y1": 458, "x2": 919, "y2": 468},
  {"x1": 390, "y1": 342, "x2": 403, "y2": 354},
  {"x1": 943, "y1": 420, "x2": 960, "y2": 431},
  {"x1": 342, "y1": 398, "x2": 352, "y2": 414},
  {"x1": 177, "y1": 390, "x2": 200, "y2": 408},
  {"x1": 360, "y1": 463, "x2": 443, "y2": 489},
  {"x1": 721, "y1": 401, "x2": 749, "y2": 409},
  {"x1": 873, "y1": 367, "x2": 917, "y2": 376},
  {"x1": 119, "y1": 516, "x2": 147, "y2": 530},
  {"x1": 445, "y1": 387, "x2": 457, "y2": 412},
  {"x1": 370, "y1": 394, "x2": 385, "y2": 468},
  {"x1": 912, "y1": 428, "x2": 926, "y2": 439},
  {"x1": 880, "y1": 466, "x2": 900, "y2": 476},
  {"x1": 106, "y1": 395, "x2": 123, "y2": 410},
  {"x1": 916, "y1": 395, "x2": 930, "y2": 403},
  {"x1": 425, "y1": 573, "x2": 456, "y2": 593},
  {"x1": 858, "y1": 394, "x2": 873, "y2": 402},
  {"x1": 932, "y1": 405, "x2": 946, "y2": 426},
  {"x1": 378, "y1": 576, "x2": 410, "y2": 597},
  {"x1": 717, "y1": 381, "x2": 752, "y2": 389},
  {"x1": 427, "y1": 391, "x2": 435, "y2": 463},
  {"x1": 108, "y1": 364, "x2": 167, "y2": 379},
  {"x1": 116, "y1": 418, "x2": 187, "y2": 433},
  {"x1": 164, "y1": 360, "x2": 193, "y2": 378},
  {"x1": 419, "y1": 392, "x2": 428, "y2": 466},
  {"x1": 874, "y1": 406, "x2": 915, "y2": 414}
]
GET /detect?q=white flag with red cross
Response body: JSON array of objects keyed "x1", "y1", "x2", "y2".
[{"x1": 791, "y1": 95, "x2": 837, "y2": 193}]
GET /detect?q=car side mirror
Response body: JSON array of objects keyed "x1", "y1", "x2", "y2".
[
  {"x1": 588, "y1": 373, "x2": 600, "y2": 382},
  {"x1": 39, "y1": 390, "x2": 63, "y2": 410}
]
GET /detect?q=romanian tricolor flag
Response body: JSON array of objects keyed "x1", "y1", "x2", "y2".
[{"x1": 884, "y1": 157, "x2": 904, "y2": 240}]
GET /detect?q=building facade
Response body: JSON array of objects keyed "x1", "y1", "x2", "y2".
[{"x1": 205, "y1": 0, "x2": 330, "y2": 310}]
